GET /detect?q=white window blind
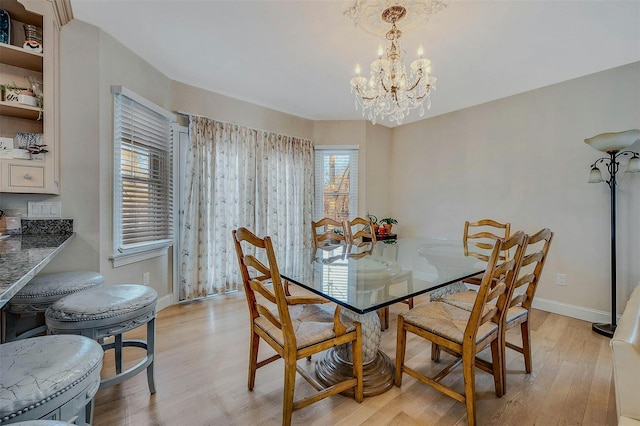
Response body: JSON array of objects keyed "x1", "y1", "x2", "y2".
[
  {"x1": 113, "y1": 86, "x2": 175, "y2": 258},
  {"x1": 314, "y1": 147, "x2": 358, "y2": 222}
]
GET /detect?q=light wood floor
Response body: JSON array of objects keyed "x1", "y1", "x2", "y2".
[{"x1": 93, "y1": 291, "x2": 618, "y2": 426}]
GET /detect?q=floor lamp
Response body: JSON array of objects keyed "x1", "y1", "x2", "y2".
[{"x1": 585, "y1": 129, "x2": 640, "y2": 338}]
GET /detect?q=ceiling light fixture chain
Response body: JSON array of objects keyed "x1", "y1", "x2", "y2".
[{"x1": 347, "y1": 1, "x2": 445, "y2": 125}]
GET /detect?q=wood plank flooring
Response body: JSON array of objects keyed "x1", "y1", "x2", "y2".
[{"x1": 93, "y1": 292, "x2": 617, "y2": 426}]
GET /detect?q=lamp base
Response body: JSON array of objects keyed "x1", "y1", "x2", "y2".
[{"x1": 592, "y1": 322, "x2": 616, "y2": 338}]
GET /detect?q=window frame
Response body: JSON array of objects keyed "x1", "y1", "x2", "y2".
[
  {"x1": 111, "y1": 86, "x2": 176, "y2": 267},
  {"x1": 314, "y1": 145, "x2": 359, "y2": 222}
]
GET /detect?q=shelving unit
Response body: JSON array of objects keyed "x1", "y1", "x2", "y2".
[{"x1": 0, "y1": 0, "x2": 59, "y2": 194}]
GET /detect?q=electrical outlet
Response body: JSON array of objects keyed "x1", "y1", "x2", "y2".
[
  {"x1": 143, "y1": 272, "x2": 150, "y2": 286},
  {"x1": 556, "y1": 273, "x2": 567, "y2": 286},
  {"x1": 28, "y1": 201, "x2": 62, "y2": 218}
]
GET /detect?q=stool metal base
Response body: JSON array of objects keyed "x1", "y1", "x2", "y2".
[
  {"x1": 98, "y1": 320, "x2": 156, "y2": 393},
  {"x1": 46, "y1": 296, "x2": 156, "y2": 394}
]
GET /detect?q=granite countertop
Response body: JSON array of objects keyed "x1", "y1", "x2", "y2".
[{"x1": 0, "y1": 233, "x2": 75, "y2": 308}]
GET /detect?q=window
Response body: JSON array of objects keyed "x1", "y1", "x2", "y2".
[
  {"x1": 314, "y1": 147, "x2": 358, "y2": 222},
  {"x1": 112, "y1": 86, "x2": 175, "y2": 264}
]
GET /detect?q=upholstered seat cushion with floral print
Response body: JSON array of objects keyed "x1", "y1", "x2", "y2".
[
  {"x1": 254, "y1": 303, "x2": 356, "y2": 350},
  {"x1": 402, "y1": 301, "x2": 498, "y2": 345}
]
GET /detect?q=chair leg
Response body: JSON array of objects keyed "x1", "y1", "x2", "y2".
[
  {"x1": 394, "y1": 316, "x2": 406, "y2": 387},
  {"x1": 490, "y1": 339, "x2": 504, "y2": 397},
  {"x1": 115, "y1": 333, "x2": 123, "y2": 374},
  {"x1": 352, "y1": 323, "x2": 364, "y2": 402},
  {"x1": 521, "y1": 320, "x2": 532, "y2": 373},
  {"x1": 377, "y1": 307, "x2": 388, "y2": 331},
  {"x1": 431, "y1": 343, "x2": 441, "y2": 362},
  {"x1": 463, "y1": 350, "x2": 477, "y2": 426},
  {"x1": 146, "y1": 317, "x2": 156, "y2": 394},
  {"x1": 248, "y1": 330, "x2": 260, "y2": 390},
  {"x1": 282, "y1": 358, "x2": 297, "y2": 426}
]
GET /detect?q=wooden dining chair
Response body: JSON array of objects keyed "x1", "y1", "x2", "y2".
[
  {"x1": 395, "y1": 231, "x2": 528, "y2": 426},
  {"x1": 311, "y1": 217, "x2": 346, "y2": 247},
  {"x1": 462, "y1": 218, "x2": 511, "y2": 285},
  {"x1": 343, "y1": 217, "x2": 376, "y2": 246},
  {"x1": 442, "y1": 228, "x2": 553, "y2": 392},
  {"x1": 232, "y1": 228, "x2": 363, "y2": 426}
]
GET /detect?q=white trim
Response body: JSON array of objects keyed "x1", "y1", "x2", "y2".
[
  {"x1": 156, "y1": 294, "x2": 173, "y2": 312},
  {"x1": 463, "y1": 282, "x2": 621, "y2": 323},
  {"x1": 110, "y1": 246, "x2": 169, "y2": 268},
  {"x1": 532, "y1": 297, "x2": 621, "y2": 324},
  {"x1": 315, "y1": 145, "x2": 359, "y2": 150},
  {"x1": 111, "y1": 86, "x2": 176, "y2": 121},
  {"x1": 173, "y1": 123, "x2": 189, "y2": 304}
]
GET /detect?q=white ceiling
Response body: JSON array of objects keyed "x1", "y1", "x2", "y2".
[{"x1": 69, "y1": 0, "x2": 640, "y2": 128}]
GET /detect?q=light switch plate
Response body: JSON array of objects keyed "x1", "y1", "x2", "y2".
[{"x1": 28, "y1": 201, "x2": 62, "y2": 218}]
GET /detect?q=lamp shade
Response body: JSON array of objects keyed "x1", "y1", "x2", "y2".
[
  {"x1": 584, "y1": 129, "x2": 640, "y2": 152},
  {"x1": 627, "y1": 156, "x2": 640, "y2": 173},
  {"x1": 588, "y1": 167, "x2": 604, "y2": 183}
]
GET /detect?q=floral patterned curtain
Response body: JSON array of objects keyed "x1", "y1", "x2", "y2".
[{"x1": 180, "y1": 116, "x2": 314, "y2": 300}]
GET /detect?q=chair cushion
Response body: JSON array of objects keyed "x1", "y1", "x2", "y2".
[
  {"x1": 254, "y1": 303, "x2": 356, "y2": 350},
  {"x1": 45, "y1": 284, "x2": 157, "y2": 323},
  {"x1": 441, "y1": 290, "x2": 528, "y2": 325},
  {"x1": 9, "y1": 271, "x2": 104, "y2": 311},
  {"x1": 402, "y1": 301, "x2": 498, "y2": 345},
  {"x1": 0, "y1": 335, "x2": 103, "y2": 421}
]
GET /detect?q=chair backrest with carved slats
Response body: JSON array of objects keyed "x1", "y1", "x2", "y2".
[
  {"x1": 232, "y1": 228, "x2": 296, "y2": 350},
  {"x1": 344, "y1": 217, "x2": 376, "y2": 245},
  {"x1": 464, "y1": 231, "x2": 528, "y2": 343},
  {"x1": 509, "y1": 228, "x2": 553, "y2": 312},
  {"x1": 463, "y1": 219, "x2": 511, "y2": 262},
  {"x1": 312, "y1": 218, "x2": 346, "y2": 247}
]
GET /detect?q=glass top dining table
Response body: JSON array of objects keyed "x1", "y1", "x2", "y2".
[
  {"x1": 272, "y1": 238, "x2": 486, "y2": 315},
  {"x1": 268, "y1": 237, "x2": 487, "y2": 397}
]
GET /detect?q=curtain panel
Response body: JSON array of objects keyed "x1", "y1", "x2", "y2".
[{"x1": 180, "y1": 116, "x2": 314, "y2": 300}]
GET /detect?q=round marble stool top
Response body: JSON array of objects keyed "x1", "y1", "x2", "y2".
[
  {"x1": 0, "y1": 335, "x2": 103, "y2": 421},
  {"x1": 9, "y1": 271, "x2": 104, "y2": 312},
  {"x1": 45, "y1": 284, "x2": 158, "y2": 323}
]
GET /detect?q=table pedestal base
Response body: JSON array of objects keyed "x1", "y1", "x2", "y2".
[{"x1": 315, "y1": 348, "x2": 395, "y2": 397}]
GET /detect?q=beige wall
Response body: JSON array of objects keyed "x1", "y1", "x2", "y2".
[{"x1": 391, "y1": 62, "x2": 640, "y2": 320}]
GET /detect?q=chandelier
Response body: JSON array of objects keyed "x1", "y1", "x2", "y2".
[{"x1": 349, "y1": 3, "x2": 441, "y2": 125}]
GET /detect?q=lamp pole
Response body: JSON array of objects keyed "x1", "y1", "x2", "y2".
[{"x1": 588, "y1": 148, "x2": 640, "y2": 338}]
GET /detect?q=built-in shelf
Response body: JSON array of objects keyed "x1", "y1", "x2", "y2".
[
  {"x1": 0, "y1": 100, "x2": 41, "y2": 120},
  {"x1": 0, "y1": 43, "x2": 43, "y2": 72}
]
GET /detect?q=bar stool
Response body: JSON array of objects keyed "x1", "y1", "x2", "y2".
[
  {"x1": 45, "y1": 284, "x2": 157, "y2": 393},
  {"x1": 5, "y1": 271, "x2": 104, "y2": 341},
  {"x1": 0, "y1": 335, "x2": 103, "y2": 425}
]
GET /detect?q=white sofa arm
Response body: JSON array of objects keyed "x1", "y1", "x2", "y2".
[{"x1": 611, "y1": 283, "x2": 640, "y2": 425}]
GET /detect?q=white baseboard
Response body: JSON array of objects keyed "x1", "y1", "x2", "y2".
[
  {"x1": 156, "y1": 294, "x2": 173, "y2": 312},
  {"x1": 532, "y1": 297, "x2": 621, "y2": 324}
]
